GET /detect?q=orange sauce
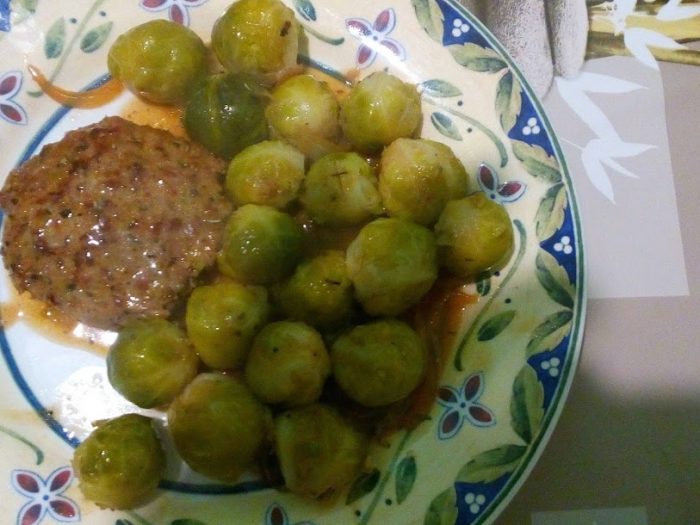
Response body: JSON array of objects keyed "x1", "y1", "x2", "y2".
[
  {"x1": 0, "y1": 290, "x2": 113, "y2": 355},
  {"x1": 121, "y1": 97, "x2": 186, "y2": 136},
  {"x1": 27, "y1": 65, "x2": 124, "y2": 108}
]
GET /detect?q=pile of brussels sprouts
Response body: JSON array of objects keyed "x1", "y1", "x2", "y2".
[{"x1": 72, "y1": 0, "x2": 515, "y2": 510}]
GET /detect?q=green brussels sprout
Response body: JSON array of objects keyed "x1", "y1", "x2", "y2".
[
  {"x1": 183, "y1": 73, "x2": 269, "y2": 160},
  {"x1": 218, "y1": 204, "x2": 305, "y2": 285},
  {"x1": 346, "y1": 217, "x2": 438, "y2": 316},
  {"x1": 273, "y1": 250, "x2": 354, "y2": 329},
  {"x1": 211, "y1": 0, "x2": 299, "y2": 82},
  {"x1": 106, "y1": 319, "x2": 198, "y2": 408},
  {"x1": 339, "y1": 71, "x2": 422, "y2": 154},
  {"x1": 244, "y1": 321, "x2": 330, "y2": 406},
  {"x1": 72, "y1": 414, "x2": 165, "y2": 509},
  {"x1": 434, "y1": 192, "x2": 514, "y2": 279},
  {"x1": 379, "y1": 138, "x2": 470, "y2": 225},
  {"x1": 300, "y1": 152, "x2": 383, "y2": 227},
  {"x1": 225, "y1": 140, "x2": 305, "y2": 209},
  {"x1": 266, "y1": 74, "x2": 342, "y2": 158},
  {"x1": 168, "y1": 373, "x2": 272, "y2": 482},
  {"x1": 331, "y1": 320, "x2": 426, "y2": 408},
  {"x1": 107, "y1": 20, "x2": 208, "y2": 105},
  {"x1": 185, "y1": 281, "x2": 270, "y2": 370},
  {"x1": 275, "y1": 403, "x2": 368, "y2": 498}
]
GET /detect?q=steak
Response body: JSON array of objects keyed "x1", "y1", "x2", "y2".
[{"x1": 0, "y1": 116, "x2": 232, "y2": 330}]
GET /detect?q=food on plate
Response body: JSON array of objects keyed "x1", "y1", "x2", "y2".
[
  {"x1": 434, "y1": 191, "x2": 515, "y2": 278},
  {"x1": 107, "y1": 19, "x2": 208, "y2": 105},
  {"x1": 379, "y1": 138, "x2": 470, "y2": 226},
  {"x1": 300, "y1": 151, "x2": 383, "y2": 227},
  {"x1": 339, "y1": 71, "x2": 422, "y2": 154},
  {"x1": 0, "y1": 116, "x2": 231, "y2": 330},
  {"x1": 272, "y1": 250, "x2": 354, "y2": 329},
  {"x1": 107, "y1": 318, "x2": 199, "y2": 408},
  {"x1": 217, "y1": 203, "x2": 305, "y2": 285},
  {"x1": 265, "y1": 74, "x2": 342, "y2": 159},
  {"x1": 330, "y1": 319, "x2": 426, "y2": 407},
  {"x1": 185, "y1": 280, "x2": 270, "y2": 369},
  {"x1": 346, "y1": 217, "x2": 439, "y2": 317},
  {"x1": 274, "y1": 403, "x2": 368, "y2": 499},
  {"x1": 0, "y1": 0, "x2": 521, "y2": 511},
  {"x1": 183, "y1": 73, "x2": 269, "y2": 160},
  {"x1": 225, "y1": 140, "x2": 305, "y2": 209},
  {"x1": 211, "y1": 0, "x2": 300, "y2": 82},
  {"x1": 72, "y1": 414, "x2": 166, "y2": 509},
  {"x1": 167, "y1": 373, "x2": 273, "y2": 482},
  {"x1": 244, "y1": 320, "x2": 331, "y2": 406}
]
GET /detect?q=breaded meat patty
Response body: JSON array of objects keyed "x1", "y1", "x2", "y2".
[{"x1": 0, "y1": 116, "x2": 232, "y2": 330}]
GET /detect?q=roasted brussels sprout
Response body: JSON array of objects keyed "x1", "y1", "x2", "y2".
[
  {"x1": 346, "y1": 217, "x2": 438, "y2": 316},
  {"x1": 275, "y1": 403, "x2": 368, "y2": 498},
  {"x1": 266, "y1": 74, "x2": 342, "y2": 158},
  {"x1": 183, "y1": 73, "x2": 269, "y2": 160},
  {"x1": 339, "y1": 71, "x2": 422, "y2": 154},
  {"x1": 212, "y1": 0, "x2": 299, "y2": 82},
  {"x1": 168, "y1": 373, "x2": 272, "y2": 482},
  {"x1": 273, "y1": 250, "x2": 354, "y2": 329},
  {"x1": 225, "y1": 140, "x2": 305, "y2": 209},
  {"x1": 244, "y1": 321, "x2": 330, "y2": 406},
  {"x1": 107, "y1": 20, "x2": 208, "y2": 105},
  {"x1": 186, "y1": 281, "x2": 270, "y2": 370},
  {"x1": 379, "y1": 138, "x2": 470, "y2": 225},
  {"x1": 106, "y1": 319, "x2": 198, "y2": 408},
  {"x1": 72, "y1": 414, "x2": 165, "y2": 509},
  {"x1": 300, "y1": 152, "x2": 383, "y2": 227},
  {"x1": 331, "y1": 320, "x2": 426, "y2": 407},
  {"x1": 218, "y1": 204, "x2": 305, "y2": 285},
  {"x1": 434, "y1": 192, "x2": 514, "y2": 278}
]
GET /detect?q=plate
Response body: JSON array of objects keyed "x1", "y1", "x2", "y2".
[{"x1": 0, "y1": 1, "x2": 586, "y2": 524}]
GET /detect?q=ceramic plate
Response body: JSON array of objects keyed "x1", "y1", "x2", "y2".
[{"x1": 0, "y1": 1, "x2": 586, "y2": 524}]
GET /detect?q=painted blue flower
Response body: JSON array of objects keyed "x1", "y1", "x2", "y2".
[
  {"x1": 140, "y1": 0, "x2": 208, "y2": 26},
  {"x1": 11, "y1": 466, "x2": 79, "y2": 525},
  {"x1": 437, "y1": 372, "x2": 495, "y2": 440},
  {"x1": 477, "y1": 163, "x2": 526, "y2": 204},
  {"x1": 346, "y1": 8, "x2": 406, "y2": 69}
]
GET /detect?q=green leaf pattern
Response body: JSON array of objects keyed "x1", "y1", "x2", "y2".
[
  {"x1": 536, "y1": 249, "x2": 575, "y2": 309},
  {"x1": 495, "y1": 71, "x2": 522, "y2": 133},
  {"x1": 80, "y1": 21, "x2": 112, "y2": 53},
  {"x1": 476, "y1": 310, "x2": 516, "y2": 341},
  {"x1": 526, "y1": 310, "x2": 573, "y2": 358},
  {"x1": 511, "y1": 140, "x2": 562, "y2": 184},
  {"x1": 424, "y1": 488, "x2": 458, "y2": 525},
  {"x1": 419, "y1": 79, "x2": 462, "y2": 98},
  {"x1": 455, "y1": 444, "x2": 527, "y2": 484},
  {"x1": 346, "y1": 468, "x2": 380, "y2": 505},
  {"x1": 510, "y1": 365, "x2": 545, "y2": 444},
  {"x1": 430, "y1": 112, "x2": 463, "y2": 141},
  {"x1": 395, "y1": 455, "x2": 417, "y2": 504},
  {"x1": 44, "y1": 18, "x2": 66, "y2": 59},
  {"x1": 448, "y1": 43, "x2": 508, "y2": 73},
  {"x1": 535, "y1": 182, "x2": 568, "y2": 242},
  {"x1": 411, "y1": 0, "x2": 445, "y2": 43}
]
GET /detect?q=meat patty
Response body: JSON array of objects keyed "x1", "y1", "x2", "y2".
[{"x1": 0, "y1": 116, "x2": 232, "y2": 330}]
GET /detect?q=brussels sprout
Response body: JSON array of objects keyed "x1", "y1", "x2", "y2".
[
  {"x1": 300, "y1": 152, "x2": 383, "y2": 227},
  {"x1": 186, "y1": 281, "x2": 270, "y2": 370},
  {"x1": 331, "y1": 319, "x2": 426, "y2": 407},
  {"x1": 244, "y1": 321, "x2": 330, "y2": 406},
  {"x1": 266, "y1": 74, "x2": 342, "y2": 158},
  {"x1": 107, "y1": 319, "x2": 198, "y2": 408},
  {"x1": 72, "y1": 414, "x2": 165, "y2": 509},
  {"x1": 379, "y1": 138, "x2": 470, "y2": 225},
  {"x1": 275, "y1": 403, "x2": 368, "y2": 498},
  {"x1": 273, "y1": 250, "x2": 354, "y2": 329},
  {"x1": 211, "y1": 0, "x2": 299, "y2": 81},
  {"x1": 339, "y1": 71, "x2": 422, "y2": 154},
  {"x1": 218, "y1": 204, "x2": 305, "y2": 285},
  {"x1": 226, "y1": 140, "x2": 305, "y2": 209},
  {"x1": 108, "y1": 20, "x2": 208, "y2": 105},
  {"x1": 183, "y1": 73, "x2": 269, "y2": 160},
  {"x1": 434, "y1": 192, "x2": 514, "y2": 279},
  {"x1": 345, "y1": 217, "x2": 438, "y2": 316},
  {"x1": 168, "y1": 373, "x2": 272, "y2": 482}
]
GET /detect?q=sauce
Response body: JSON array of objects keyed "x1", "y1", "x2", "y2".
[
  {"x1": 27, "y1": 65, "x2": 124, "y2": 108},
  {"x1": 121, "y1": 97, "x2": 186, "y2": 136},
  {"x1": 1, "y1": 289, "x2": 115, "y2": 355}
]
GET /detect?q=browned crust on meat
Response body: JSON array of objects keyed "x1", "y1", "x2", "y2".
[{"x1": 0, "y1": 116, "x2": 232, "y2": 330}]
